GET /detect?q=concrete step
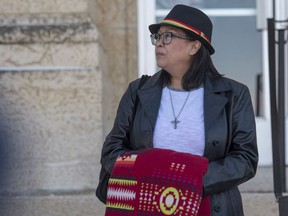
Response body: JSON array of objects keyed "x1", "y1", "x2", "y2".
[
  {"x1": 0, "y1": 167, "x2": 286, "y2": 216},
  {"x1": 242, "y1": 193, "x2": 279, "y2": 216},
  {"x1": 0, "y1": 192, "x2": 280, "y2": 216},
  {"x1": 239, "y1": 166, "x2": 288, "y2": 193},
  {"x1": 0, "y1": 193, "x2": 106, "y2": 216},
  {"x1": 239, "y1": 166, "x2": 287, "y2": 216}
]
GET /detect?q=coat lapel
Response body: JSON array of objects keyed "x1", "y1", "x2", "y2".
[
  {"x1": 137, "y1": 74, "x2": 162, "y2": 129},
  {"x1": 204, "y1": 76, "x2": 231, "y2": 157},
  {"x1": 204, "y1": 90, "x2": 228, "y2": 131},
  {"x1": 204, "y1": 76, "x2": 230, "y2": 130}
]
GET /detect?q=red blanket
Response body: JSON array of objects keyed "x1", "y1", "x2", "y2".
[{"x1": 105, "y1": 148, "x2": 210, "y2": 216}]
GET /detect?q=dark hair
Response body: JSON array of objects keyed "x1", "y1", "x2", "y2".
[{"x1": 161, "y1": 35, "x2": 222, "y2": 90}]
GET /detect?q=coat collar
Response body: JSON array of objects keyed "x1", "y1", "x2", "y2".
[{"x1": 137, "y1": 72, "x2": 232, "y2": 138}]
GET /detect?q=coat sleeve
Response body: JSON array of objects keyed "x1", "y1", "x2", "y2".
[
  {"x1": 100, "y1": 80, "x2": 140, "y2": 173},
  {"x1": 203, "y1": 85, "x2": 258, "y2": 196}
]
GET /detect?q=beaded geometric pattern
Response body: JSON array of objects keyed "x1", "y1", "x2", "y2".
[{"x1": 105, "y1": 148, "x2": 210, "y2": 216}]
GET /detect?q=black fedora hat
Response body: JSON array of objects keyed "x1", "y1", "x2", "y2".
[{"x1": 149, "y1": 4, "x2": 215, "y2": 55}]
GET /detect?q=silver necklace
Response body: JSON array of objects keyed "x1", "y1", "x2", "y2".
[{"x1": 168, "y1": 88, "x2": 190, "y2": 129}]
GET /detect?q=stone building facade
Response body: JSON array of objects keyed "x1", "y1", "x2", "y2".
[{"x1": 0, "y1": 0, "x2": 137, "y2": 215}]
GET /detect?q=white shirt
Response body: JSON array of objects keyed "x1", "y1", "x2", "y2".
[{"x1": 153, "y1": 86, "x2": 205, "y2": 156}]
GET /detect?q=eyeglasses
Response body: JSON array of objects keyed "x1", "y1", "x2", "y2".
[{"x1": 150, "y1": 32, "x2": 193, "y2": 45}]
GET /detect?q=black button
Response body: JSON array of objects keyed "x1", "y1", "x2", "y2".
[
  {"x1": 212, "y1": 141, "x2": 219, "y2": 147},
  {"x1": 214, "y1": 205, "x2": 221, "y2": 212}
]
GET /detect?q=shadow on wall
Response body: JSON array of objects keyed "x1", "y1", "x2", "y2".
[
  {"x1": 0, "y1": 115, "x2": 16, "y2": 192},
  {"x1": 0, "y1": 113, "x2": 18, "y2": 213},
  {"x1": 0, "y1": 124, "x2": 10, "y2": 189}
]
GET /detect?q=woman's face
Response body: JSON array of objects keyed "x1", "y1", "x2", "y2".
[{"x1": 155, "y1": 26, "x2": 197, "y2": 76}]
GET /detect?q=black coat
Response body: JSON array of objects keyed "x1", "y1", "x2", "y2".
[{"x1": 100, "y1": 71, "x2": 258, "y2": 215}]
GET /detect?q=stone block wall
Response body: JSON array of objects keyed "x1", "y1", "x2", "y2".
[{"x1": 0, "y1": 0, "x2": 137, "y2": 215}]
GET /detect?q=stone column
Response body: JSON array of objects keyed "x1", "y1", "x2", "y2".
[
  {"x1": 90, "y1": 0, "x2": 138, "y2": 134},
  {"x1": 0, "y1": 0, "x2": 106, "y2": 216}
]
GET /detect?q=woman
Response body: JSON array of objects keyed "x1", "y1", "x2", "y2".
[{"x1": 97, "y1": 4, "x2": 258, "y2": 216}]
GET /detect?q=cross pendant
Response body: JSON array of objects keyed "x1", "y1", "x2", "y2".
[{"x1": 171, "y1": 118, "x2": 180, "y2": 129}]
